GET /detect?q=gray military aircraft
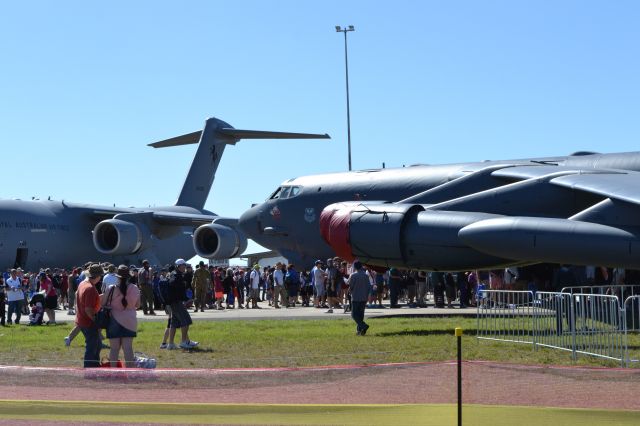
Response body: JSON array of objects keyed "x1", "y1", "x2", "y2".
[
  {"x1": 238, "y1": 151, "x2": 640, "y2": 271},
  {"x1": 0, "y1": 117, "x2": 329, "y2": 270}
]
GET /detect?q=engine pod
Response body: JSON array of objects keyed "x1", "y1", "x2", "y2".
[
  {"x1": 193, "y1": 223, "x2": 247, "y2": 259},
  {"x1": 93, "y1": 219, "x2": 143, "y2": 255}
]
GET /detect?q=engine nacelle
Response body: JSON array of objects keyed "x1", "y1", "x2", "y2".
[
  {"x1": 93, "y1": 219, "x2": 144, "y2": 255},
  {"x1": 193, "y1": 223, "x2": 247, "y2": 259}
]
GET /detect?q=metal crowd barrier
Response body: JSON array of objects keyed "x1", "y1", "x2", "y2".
[{"x1": 477, "y1": 289, "x2": 635, "y2": 366}]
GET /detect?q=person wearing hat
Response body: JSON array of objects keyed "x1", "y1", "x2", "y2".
[
  {"x1": 347, "y1": 261, "x2": 370, "y2": 336},
  {"x1": 102, "y1": 264, "x2": 118, "y2": 294},
  {"x1": 167, "y1": 259, "x2": 198, "y2": 349},
  {"x1": 191, "y1": 261, "x2": 210, "y2": 313},
  {"x1": 102, "y1": 265, "x2": 140, "y2": 367},
  {"x1": 75, "y1": 264, "x2": 104, "y2": 367},
  {"x1": 138, "y1": 260, "x2": 156, "y2": 316}
]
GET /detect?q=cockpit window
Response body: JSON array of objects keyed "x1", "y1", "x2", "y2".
[
  {"x1": 279, "y1": 186, "x2": 291, "y2": 199},
  {"x1": 269, "y1": 187, "x2": 282, "y2": 200},
  {"x1": 269, "y1": 185, "x2": 302, "y2": 200}
]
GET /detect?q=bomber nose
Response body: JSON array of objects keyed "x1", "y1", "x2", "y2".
[{"x1": 238, "y1": 205, "x2": 261, "y2": 237}]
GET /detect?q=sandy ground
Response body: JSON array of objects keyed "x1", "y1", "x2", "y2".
[{"x1": 0, "y1": 361, "x2": 638, "y2": 411}]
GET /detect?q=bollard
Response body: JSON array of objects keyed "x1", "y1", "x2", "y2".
[{"x1": 455, "y1": 327, "x2": 463, "y2": 426}]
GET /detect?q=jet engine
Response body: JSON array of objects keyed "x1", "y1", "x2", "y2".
[
  {"x1": 93, "y1": 219, "x2": 145, "y2": 255},
  {"x1": 193, "y1": 223, "x2": 247, "y2": 259},
  {"x1": 320, "y1": 203, "x2": 512, "y2": 271}
]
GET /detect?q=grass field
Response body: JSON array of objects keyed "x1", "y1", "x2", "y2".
[
  {"x1": 0, "y1": 317, "x2": 637, "y2": 368},
  {"x1": 0, "y1": 400, "x2": 637, "y2": 425}
]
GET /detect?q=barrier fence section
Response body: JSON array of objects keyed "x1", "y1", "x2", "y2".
[
  {"x1": 477, "y1": 289, "x2": 635, "y2": 366},
  {"x1": 562, "y1": 285, "x2": 640, "y2": 331}
]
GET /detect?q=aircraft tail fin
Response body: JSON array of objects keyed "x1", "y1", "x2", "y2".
[{"x1": 149, "y1": 117, "x2": 330, "y2": 210}]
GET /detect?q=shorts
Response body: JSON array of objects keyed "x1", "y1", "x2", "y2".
[
  {"x1": 106, "y1": 318, "x2": 136, "y2": 339},
  {"x1": 315, "y1": 284, "x2": 326, "y2": 298},
  {"x1": 44, "y1": 295, "x2": 57, "y2": 310},
  {"x1": 287, "y1": 286, "x2": 299, "y2": 297},
  {"x1": 170, "y1": 302, "x2": 192, "y2": 328},
  {"x1": 164, "y1": 306, "x2": 181, "y2": 328}
]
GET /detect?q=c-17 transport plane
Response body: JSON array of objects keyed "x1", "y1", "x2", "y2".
[
  {"x1": 0, "y1": 117, "x2": 329, "y2": 270},
  {"x1": 239, "y1": 151, "x2": 640, "y2": 271}
]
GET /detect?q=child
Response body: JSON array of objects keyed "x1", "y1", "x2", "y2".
[{"x1": 28, "y1": 293, "x2": 45, "y2": 326}]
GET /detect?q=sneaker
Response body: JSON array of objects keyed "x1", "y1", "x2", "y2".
[
  {"x1": 186, "y1": 340, "x2": 199, "y2": 348},
  {"x1": 361, "y1": 324, "x2": 370, "y2": 336},
  {"x1": 325, "y1": 309, "x2": 334, "y2": 313},
  {"x1": 159, "y1": 343, "x2": 168, "y2": 349},
  {"x1": 166, "y1": 343, "x2": 178, "y2": 350},
  {"x1": 64, "y1": 336, "x2": 71, "y2": 347},
  {"x1": 179, "y1": 341, "x2": 197, "y2": 349}
]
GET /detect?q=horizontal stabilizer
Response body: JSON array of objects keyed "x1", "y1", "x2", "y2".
[
  {"x1": 148, "y1": 131, "x2": 202, "y2": 148},
  {"x1": 149, "y1": 128, "x2": 329, "y2": 148},
  {"x1": 218, "y1": 129, "x2": 330, "y2": 140}
]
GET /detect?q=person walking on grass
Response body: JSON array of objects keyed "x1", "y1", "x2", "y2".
[{"x1": 347, "y1": 261, "x2": 370, "y2": 336}]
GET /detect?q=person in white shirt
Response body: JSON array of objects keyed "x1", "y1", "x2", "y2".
[
  {"x1": 102, "y1": 264, "x2": 119, "y2": 293},
  {"x1": 6, "y1": 269, "x2": 24, "y2": 325},
  {"x1": 249, "y1": 265, "x2": 262, "y2": 309},
  {"x1": 272, "y1": 262, "x2": 286, "y2": 309}
]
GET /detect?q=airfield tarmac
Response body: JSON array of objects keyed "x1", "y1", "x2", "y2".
[{"x1": 52, "y1": 303, "x2": 477, "y2": 323}]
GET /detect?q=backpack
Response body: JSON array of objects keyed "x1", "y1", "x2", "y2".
[
  {"x1": 51, "y1": 275, "x2": 61, "y2": 289},
  {"x1": 158, "y1": 278, "x2": 170, "y2": 305}
]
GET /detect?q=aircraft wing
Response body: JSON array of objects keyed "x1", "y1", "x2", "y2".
[
  {"x1": 549, "y1": 173, "x2": 640, "y2": 205},
  {"x1": 150, "y1": 211, "x2": 220, "y2": 226}
]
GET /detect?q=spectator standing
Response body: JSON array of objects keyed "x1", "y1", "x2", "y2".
[
  {"x1": 67, "y1": 268, "x2": 79, "y2": 315},
  {"x1": 102, "y1": 265, "x2": 118, "y2": 294},
  {"x1": 103, "y1": 265, "x2": 141, "y2": 367},
  {"x1": 248, "y1": 265, "x2": 261, "y2": 309},
  {"x1": 388, "y1": 268, "x2": 402, "y2": 308},
  {"x1": 285, "y1": 264, "x2": 300, "y2": 308},
  {"x1": 168, "y1": 259, "x2": 198, "y2": 349},
  {"x1": 273, "y1": 262, "x2": 286, "y2": 309},
  {"x1": 6, "y1": 269, "x2": 24, "y2": 325},
  {"x1": 75, "y1": 264, "x2": 103, "y2": 368},
  {"x1": 347, "y1": 261, "x2": 370, "y2": 335},
  {"x1": 138, "y1": 260, "x2": 156, "y2": 315},
  {"x1": 0, "y1": 276, "x2": 6, "y2": 326},
  {"x1": 311, "y1": 260, "x2": 327, "y2": 308},
  {"x1": 191, "y1": 261, "x2": 210, "y2": 312},
  {"x1": 39, "y1": 273, "x2": 58, "y2": 324}
]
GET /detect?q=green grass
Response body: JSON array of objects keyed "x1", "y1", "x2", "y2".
[
  {"x1": 0, "y1": 317, "x2": 637, "y2": 368},
  {"x1": 0, "y1": 400, "x2": 637, "y2": 425}
]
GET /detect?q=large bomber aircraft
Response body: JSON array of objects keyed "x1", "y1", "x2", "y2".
[
  {"x1": 0, "y1": 117, "x2": 328, "y2": 270},
  {"x1": 238, "y1": 151, "x2": 640, "y2": 271}
]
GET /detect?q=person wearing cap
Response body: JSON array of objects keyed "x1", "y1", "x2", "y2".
[
  {"x1": 347, "y1": 261, "x2": 370, "y2": 336},
  {"x1": 75, "y1": 264, "x2": 104, "y2": 367},
  {"x1": 102, "y1": 265, "x2": 141, "y2": 367},
  {"x1": 102, "y1": 264, "x2": 118, "y2": 294},
  {"x1": 138, "y1": 260, "x2": 156, "y2": 316},
  {"x1": 192, "y1": 261, "x2": 210, "y2": 313},
  {"x1": 167, "y1": 259, "x2": 198, "y2": 349}
]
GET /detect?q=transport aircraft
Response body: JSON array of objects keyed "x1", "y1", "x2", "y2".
[
  {"x1": 0, "y1": 117, "x2": 328, "y2": 270},
  {"x1": 238, "y1": 151, "x2": 640, "y2": 271}
]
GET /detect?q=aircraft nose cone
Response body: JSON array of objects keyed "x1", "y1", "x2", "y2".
[{"x1": 238, "y1": 206, "x2": 260, "y2": 237}]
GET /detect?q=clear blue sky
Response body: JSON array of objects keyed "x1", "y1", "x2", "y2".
[{"x1": 1, "y1": 1, "x2": 639, "y2": 223}]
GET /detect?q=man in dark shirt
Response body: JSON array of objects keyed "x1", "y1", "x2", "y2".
[
  {"x1": 347, "y1": 261, "x2": 370, "y2": 336},
  {"x1": 168, "y1": 259, "x2": 198, "y2": 350}
]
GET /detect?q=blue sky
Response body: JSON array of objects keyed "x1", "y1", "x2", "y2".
[{"x1": 1, "y1": 1, "x2": 639, "y2": 250}]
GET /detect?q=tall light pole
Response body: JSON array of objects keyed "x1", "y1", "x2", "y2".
[{"x1": 335, "y1": 25, "x2": 355, "y2": 171}]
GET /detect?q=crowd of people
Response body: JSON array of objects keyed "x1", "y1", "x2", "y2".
[{"x1": 0, "y1": 258, "x2": 633, "y2": 367}]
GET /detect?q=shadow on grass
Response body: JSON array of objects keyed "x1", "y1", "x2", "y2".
[{"x1": 376, "y1": 329, "x2": 483, "y2": 337}]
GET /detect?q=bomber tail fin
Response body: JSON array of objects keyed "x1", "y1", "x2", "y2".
[{"x1": 149, "y1": 117, "x2": 330, "y2": 210}]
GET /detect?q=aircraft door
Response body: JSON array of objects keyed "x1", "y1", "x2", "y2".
[{"x1": 14, "y1": 247, "x2": 28, "y2": 269}]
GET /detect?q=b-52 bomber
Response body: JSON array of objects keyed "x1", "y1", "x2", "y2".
[
  {"x1": 0, "y1": 117, "x2": 329, "y2": 270},
  {"x1": 239, "y1": 151, "x2": 640, "y2": 271}
]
